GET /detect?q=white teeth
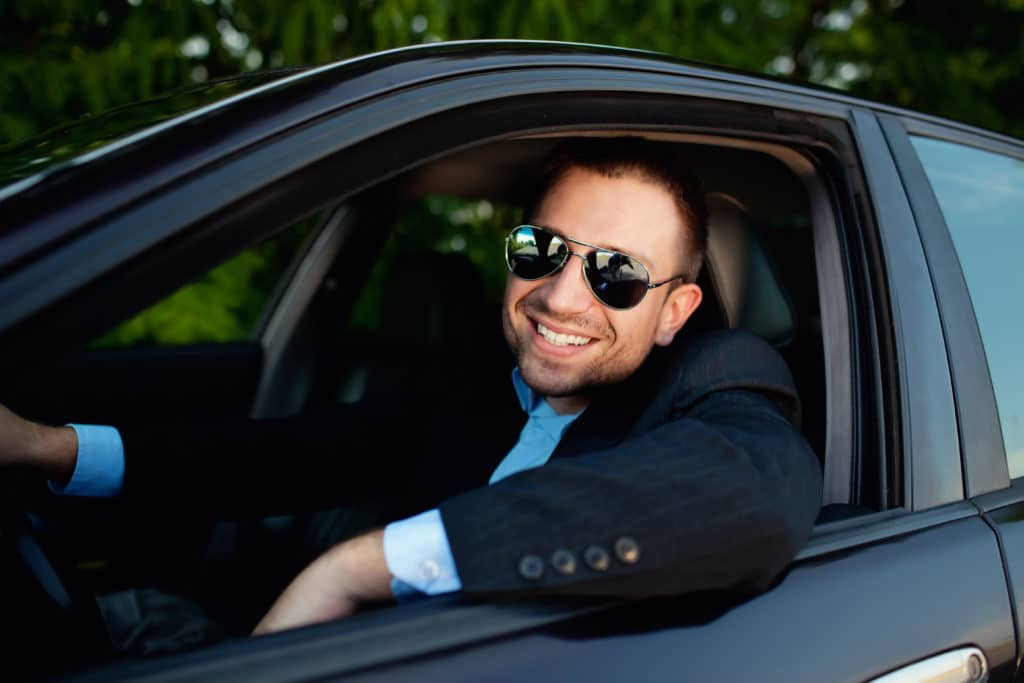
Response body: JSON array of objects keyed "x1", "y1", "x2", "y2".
[{"x1": 537, "y1": 322, "x2": 592, "y2": 347}]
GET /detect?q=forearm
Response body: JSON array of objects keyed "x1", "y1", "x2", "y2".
[
  {"x1": 36, "y1": 424, "x2": 79, "y2": 485},
  {"x1": 0, "y1": 404, "x2": 78, "y2": 484},
  {"x1": 254, "y1": 528, "x2": 393, "y2": 634}
]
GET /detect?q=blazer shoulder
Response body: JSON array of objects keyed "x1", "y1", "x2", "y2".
[{"x1": 670, "y1": 329, "x2": 801, "y2": 424}]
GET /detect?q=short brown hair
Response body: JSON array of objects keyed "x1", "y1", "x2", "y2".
[{"x1": 524, "y1": 138, "x2": 708, "y2": 283}]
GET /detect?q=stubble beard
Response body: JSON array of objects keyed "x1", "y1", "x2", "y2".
[{"x1": 502, "y1": 297, "x2": 652, "y2": 399}]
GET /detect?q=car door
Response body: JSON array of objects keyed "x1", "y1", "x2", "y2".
[
  {"x1": 882, "y1": 112, "x2": 1024, "y2": 681},
  {"x1": 1, "y1": 45, "x2": 1016, "y2": 682}
]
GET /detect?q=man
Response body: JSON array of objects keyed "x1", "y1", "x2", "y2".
[{"x1": 0, "y1": 139, "x2": 822, "y2": 640}]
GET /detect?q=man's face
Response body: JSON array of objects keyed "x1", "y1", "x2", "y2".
[{"x1": 502, "y1": 166, "x2": 702, "y2": 411}]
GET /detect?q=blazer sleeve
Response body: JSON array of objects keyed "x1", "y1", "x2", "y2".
[
  {"x1": 115, "y1": 397, "x2": 425, "y2": 517},
  {"x1": 439, "y1": 331, "x2": 823, "y2": 598}
]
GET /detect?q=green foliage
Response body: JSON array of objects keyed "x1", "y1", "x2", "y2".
[
  {"x1": 90, "y1": 212, "x2": 314, "y2": 348},
  {"x1": 2, "y1": 0, "x2": 1020, "y2": 147},
  {"x1": 91, "y1": 249, "x2": 269, "y2": 347}
]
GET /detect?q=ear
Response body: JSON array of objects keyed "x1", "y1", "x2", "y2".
[{"x1": 654, "y1": 283, "x2": 702, "y2": 346}]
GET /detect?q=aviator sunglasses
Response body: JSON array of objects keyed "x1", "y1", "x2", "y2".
[{"x1": 504, "y1": 225, "x2": 686, "y2": 310}]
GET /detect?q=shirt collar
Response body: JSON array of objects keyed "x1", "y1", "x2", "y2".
[
  {"x1": 511, "y1": 367, "x2": 585, "y2": 419},
  {"x1": 511, "y1": 367, "x2": 542, "y2": 413}
]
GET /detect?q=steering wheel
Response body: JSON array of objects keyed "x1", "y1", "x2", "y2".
[{"x1": 0, "y1": 496, "x2": 110, "y2": 677}]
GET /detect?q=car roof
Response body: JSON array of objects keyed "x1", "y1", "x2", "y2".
[{"x1": 0, "y1": 68, "x2": 306, "y2": 190}]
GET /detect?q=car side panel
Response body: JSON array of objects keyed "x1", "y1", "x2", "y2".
[
  {"x1": 982, "y1": 498, "x2": 1024, "y2": 679},
  {"x1": 338, "y1": 517, "x2": 1014, "y2": 683}
]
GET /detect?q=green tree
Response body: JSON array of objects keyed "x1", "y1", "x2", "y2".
[{"x1": 2, "y1": 0, "x2": 1021, "y2": 146}]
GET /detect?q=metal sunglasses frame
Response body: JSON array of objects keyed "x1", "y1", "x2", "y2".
[{"x1": 504, "y1": 224, "x2": 686, "y2": 310}]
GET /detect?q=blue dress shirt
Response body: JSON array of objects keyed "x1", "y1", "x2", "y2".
[
  {"x1": 57, "y1": 368, "x2": 583, "y2": 598},
  {"x1": 54, "y1": 424, "x2": 125, "y2": 497},
  {"x1": 386, "y1": 369, "x2": 582, "y2": 597}
]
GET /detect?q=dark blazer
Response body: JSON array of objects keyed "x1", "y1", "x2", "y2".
[{"x1": 116, "y1": 328, "x2": 821, "y2": 600}]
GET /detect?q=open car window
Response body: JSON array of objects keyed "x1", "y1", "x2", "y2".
[
  {"x1": 90, "y1": 215, "x2": 317, "y2": 349},
  {"x1": 329, "y1": 142, "x2": 828, "y2": 465}
]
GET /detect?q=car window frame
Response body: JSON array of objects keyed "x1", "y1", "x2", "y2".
[
  {"x1": 847, "y1": 108, "x2": 965, "y2": 511},
  {"x1": 878, "y1": 114, "x2": 1015, "y2": 500},
  {"x1": 249, "y1": 202, "x2": 353, "y2": 418}
]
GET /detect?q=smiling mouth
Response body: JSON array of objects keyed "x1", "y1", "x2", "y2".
[{"x1": 536, "y1": 322, "x2": 593, "y2": 347}]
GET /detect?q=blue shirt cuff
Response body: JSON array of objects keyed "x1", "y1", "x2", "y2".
[
  {"x1": 49, "y1": 424, "x2": 125, "y2": 498},
  {"x1": 383, "y1": 508, "x2": 462, "y2": 597}
]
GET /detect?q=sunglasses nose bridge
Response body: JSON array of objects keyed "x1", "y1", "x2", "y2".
[
  {"x1": 539, "y1": 247, "x2": 595, "y2": 312},
  {"x1": 565, "y1": 251, "x2": 598, "y2": 297}
]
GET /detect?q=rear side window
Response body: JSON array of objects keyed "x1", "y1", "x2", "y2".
[
  {"x1": 911, "y1": 136, "x2": 1024, "y2": 476},
  {"x1": 90, "y1": 214, "x2": 317, "y2": 348}
]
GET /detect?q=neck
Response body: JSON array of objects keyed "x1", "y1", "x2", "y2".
[{"x1": 546, "y1": 393, "x2": 591, "y2": 415}]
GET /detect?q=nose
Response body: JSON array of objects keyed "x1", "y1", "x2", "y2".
[{"x1": 540, "y1": 252, "x2": 594, "y2": 314}]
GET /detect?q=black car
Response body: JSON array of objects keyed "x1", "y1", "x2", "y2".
[{"x1": 1, "y1": 40, "x2": 1022, "y2": 683}]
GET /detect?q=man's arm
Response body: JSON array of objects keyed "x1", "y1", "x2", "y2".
[
  {"x1": 0, "y1": 403, "x2": 457, "y2": 637},
  {"x1": 440, "y1": 331, "x2": 821, "y2": 597},
  {"x1": 0, "y1": 403, "x2": 409, "y2": 515},
  {"x1": 254, "y1": 529, "x2": 393, "y2": 634},
  {"x1": 443, "y1": 387, "x2": 820, "y2": 597},
  {"x1": 253, "y1": 508, "x2": 465, "y2": 634},
  {"x1": 254, "y1": 331, "x2": 821, "y2": 631},
  {"x1": 113, "y1": 391, "x2": 441, "y2": 517},
  {"x1": 0, "y1": 404, "x2": 78, "y2": 484},
  {"x1": 253, "y1": 392, "x2": 817, "y2": 632}
]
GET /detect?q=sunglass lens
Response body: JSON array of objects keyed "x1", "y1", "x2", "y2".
[
  {"x1": 586, "y1": 250, "x2": 649, "y2": 309},
  {"x1": 507, "y1": 226, "x2": 567, "y2": 280}
]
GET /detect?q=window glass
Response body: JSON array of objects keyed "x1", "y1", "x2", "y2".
[
  {"x1": 911, "y1": 136, "x2": 1024, "y2": 476},
  {"x1": 90, "y1": 214, "x2": 317, "y2": 348},
  {"x1": 347, "y1": 195, "x2": 516, "y2": 335}
]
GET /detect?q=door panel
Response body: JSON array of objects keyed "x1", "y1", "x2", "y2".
[
  {"x1": 341, "y1": 517, "x2": 1014, "y2": 683},
  {"x1": 983, "y1": 500, "x2": 1024, "y2": 679}
]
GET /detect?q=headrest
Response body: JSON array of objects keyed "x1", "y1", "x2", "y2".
[
  {"x1": 702, "y1": 193, "x2": 794, "y2": 346},
  {"x1": 380, "y1": 251, "x2": 488, "y2": 346}
]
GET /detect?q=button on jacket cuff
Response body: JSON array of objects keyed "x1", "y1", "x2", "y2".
[
  {"x1": 384, "y1": 508, "x2": 462, "y2": 596},
  {"x1": 49, "y1": 424, "x2": 125, "y2": 498}
]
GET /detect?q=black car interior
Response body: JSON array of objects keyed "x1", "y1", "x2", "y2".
[{"x1": 321, "y1": 138, "x2": 825, "y2": 456}]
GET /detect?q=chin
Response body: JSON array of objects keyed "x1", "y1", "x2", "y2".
[
  {"x1": 518, "y1": 361, "x2": 583, "y2": 398},
  {"x1": 518, "y1": 357, "x2": 621, "y2": 399}
]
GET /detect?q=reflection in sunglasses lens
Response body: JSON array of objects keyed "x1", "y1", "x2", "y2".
[
  {"x1": 508, "y1": 227, "x2": 566, "y2": 279},
  {"x1": 587, "y1": 270, "x2": 645, "y2": 308},
  {"x1": 587, "y1": 250, "x2": 648, "y2": 309},
  {"x1": 506, "y1": 226, "x2": 651, "y2": 309}
]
